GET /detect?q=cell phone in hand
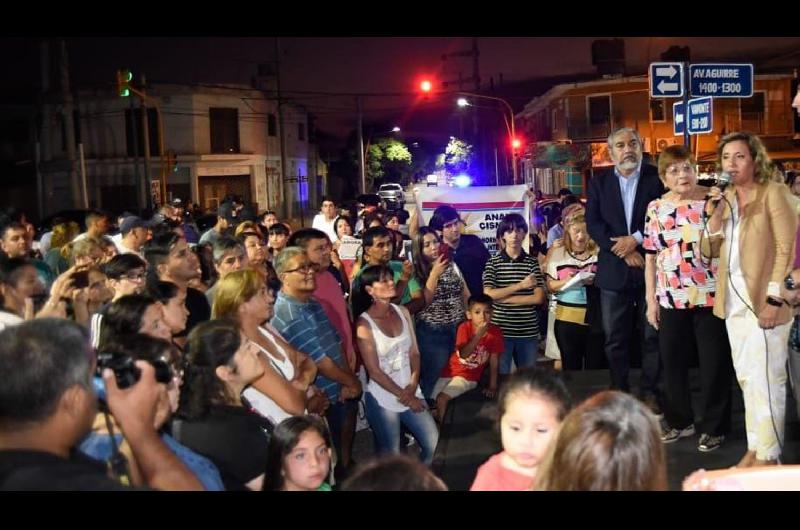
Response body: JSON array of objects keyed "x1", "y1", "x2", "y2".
[{"x1": 71, "y1": 270, "x2": 90, "y2": 289}]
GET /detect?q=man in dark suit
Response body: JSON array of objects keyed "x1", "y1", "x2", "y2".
[{"x1": 586, "y1": 127, "x2": 665, "y2": 414}]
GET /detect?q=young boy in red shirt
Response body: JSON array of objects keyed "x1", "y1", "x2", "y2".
[{"x1": 432, "y1": 293, "x2": 504, "y2": 423}]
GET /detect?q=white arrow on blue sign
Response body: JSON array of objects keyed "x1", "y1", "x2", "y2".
[
  {"x1": 689, "y1": 64, "x2": 753, "y2": 98},
  {"x1": 673, "y1": 96, "x2": 713, "y2": 136},
  {"x1": 650, "y1": 62, "x2": 684, "y2": 98}
]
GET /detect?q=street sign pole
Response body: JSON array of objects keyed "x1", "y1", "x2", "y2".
[{"x1": 683, "y1": 61, "x2": 690, "y2": 149}]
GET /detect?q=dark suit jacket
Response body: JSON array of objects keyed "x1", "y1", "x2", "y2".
[{"x1": 586, "y1": 164, "x2": 665, "y2": 291}]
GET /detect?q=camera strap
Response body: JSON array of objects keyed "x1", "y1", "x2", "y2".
[{"x1": 99, "y1": 403, "x2": 132, "y2": 486}]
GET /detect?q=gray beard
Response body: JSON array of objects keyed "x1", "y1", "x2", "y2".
[{"x1": 617, "y1": 159, "x2": 639, "y2": 172}]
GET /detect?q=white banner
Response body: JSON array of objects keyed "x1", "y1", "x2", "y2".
[
  {"x1": 337, "y1": 236, "x2": 362, "y2": 260},
  {"x1": 416, "y1": 185, "x2": 531, "y2": 254}
]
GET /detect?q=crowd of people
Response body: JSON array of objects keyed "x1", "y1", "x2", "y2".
[{"x1": 3, "y1": 121, "x2": 800, "y2": 492}]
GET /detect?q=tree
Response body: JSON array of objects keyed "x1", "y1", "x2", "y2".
[
  {"x1": 365, "y1": 137, "x2": 413, "y2": 187},
  {"x1": 443, "y1": 137, "x2": 475, "y2": 175}
]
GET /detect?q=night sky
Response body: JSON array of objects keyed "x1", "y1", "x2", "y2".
[{"x1": 4, "y1": 36, "x2": 800, "y2": 141}]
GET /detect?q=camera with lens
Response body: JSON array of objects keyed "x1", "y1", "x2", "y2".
[{"x1": 96, "y1": 352, "x2": 173, "y2": 390}]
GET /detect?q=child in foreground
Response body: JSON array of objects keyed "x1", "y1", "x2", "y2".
[
  {"x1": 262, "y1": 415, "x2": 333, "y2": 491},
  {"x1": 470, "y1": 367, "x2": 572, "y2": 491}
]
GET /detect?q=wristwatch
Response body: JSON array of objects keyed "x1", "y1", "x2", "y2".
[{"x1": 765, "y1": 296, "x2": 784, "y2": 307}]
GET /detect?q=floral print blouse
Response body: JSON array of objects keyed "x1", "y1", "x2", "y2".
[{"x1": 643, "y1": 197, "x2": 718, "y2": 309}]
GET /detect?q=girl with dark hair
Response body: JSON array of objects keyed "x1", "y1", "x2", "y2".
[
  {"x1": 147, "y1": 281, "x2": 190, "y2": 350},
  {"x1": 98, "y1": 294, "x2": 172, "y2": 350},
  {"x1": 471, "y1": 367, "x2": 572, "y2": 491},
  {"x1": 411, "y1": 226, "x2": 470, "y2": 400},
  {"x1": 174, "y1": 318, "x2": 271, "y2": 490},
  {"x1": 354, "y1": 265, "x2": 439, "y2": 465},
  {"x1": 262, "y1": 415, "x2": 333, "y2": 491}
]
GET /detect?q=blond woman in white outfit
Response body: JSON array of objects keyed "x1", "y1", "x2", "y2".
[
  {"x1": 212, "y1": 268, "x2": 319, "y2": 425},
  {"x1": 704, "y1": 132, "x2": 798, "y2": 467}
]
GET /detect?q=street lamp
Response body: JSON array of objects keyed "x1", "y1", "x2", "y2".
[{"x1": 455, "y1": 92, "x2": 519, "y2": 184}]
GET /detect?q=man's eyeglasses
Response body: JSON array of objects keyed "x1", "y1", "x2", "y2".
[
  {"x1": 123, "y1": 272, "x2": 146, "y2": 282},
  {"x1": 283, "y1": 264, "x2": 315, "y2": 275}
]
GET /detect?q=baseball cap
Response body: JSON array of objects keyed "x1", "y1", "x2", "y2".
[
  {"x1": 119, "y1": 216, "x2": 155, "y2": 235},
  {"x1": 217, "y1": 202, "x2": 236, "y2": 223}
]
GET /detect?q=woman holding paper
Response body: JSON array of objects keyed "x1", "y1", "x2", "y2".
[
  {"x1": 545, "y1": 207, "x2": 600, "y2": 370},
  {"x1": 643, "y1": 144, "x2": 733, "y2": 453}
]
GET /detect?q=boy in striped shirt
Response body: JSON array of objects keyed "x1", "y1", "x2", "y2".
[{"x1": 482, "y1": 213, "x2": 546, "y2": 375}]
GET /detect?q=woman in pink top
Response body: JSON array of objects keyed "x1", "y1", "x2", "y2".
[{"x1": 470, "y1": 367, "x2": 572, "y2": 491}]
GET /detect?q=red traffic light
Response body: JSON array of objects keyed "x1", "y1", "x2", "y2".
[
  {"x1": 511, "y1": 138, "x2": 522, "y2": 150},
  {"x1": 420, "y1": 79, "x2": 433, "y2": 93}
]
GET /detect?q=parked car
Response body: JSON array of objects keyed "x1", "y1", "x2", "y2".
[{"x1": 378, "y1": 183, "x2": 405, "y2": 208}]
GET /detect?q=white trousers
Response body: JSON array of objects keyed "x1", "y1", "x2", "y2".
[{"x1": 725, "y1": 290, "x2": 790, "y2": 461}]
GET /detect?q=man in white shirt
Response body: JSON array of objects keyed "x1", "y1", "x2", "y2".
[
  {"x1": 116, "y1": 216, "x2": 153, "y2": 258},
  {"x1": 73, "y1": 211, "x2": 110, "y2": 242},
  {"x1": 312, "y1": 197, "x2": 338, "y2": 242}
]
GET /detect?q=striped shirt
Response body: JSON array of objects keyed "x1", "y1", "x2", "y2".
[
  {"x1": 482, "y1": 250, "x2": 544, "y2": 338},
  {"x1": 270, "y1": 291, "x2": 344, "y2": 401}
]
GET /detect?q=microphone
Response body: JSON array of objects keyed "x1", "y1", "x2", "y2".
[
  {"x1": 706, "y1": 172, "x2": 731, "y2": 212},
  {"x1": 716, "y1": 171, "x2": 731, "y2": 191}
]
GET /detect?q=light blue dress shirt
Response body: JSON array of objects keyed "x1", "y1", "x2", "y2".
[{"x1": 614, "y1": 164, "x2": 643, "y2": 244}]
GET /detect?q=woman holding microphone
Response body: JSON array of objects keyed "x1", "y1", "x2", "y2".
[{"x1": 703, "y1": 132, "x2": 797, "y2": 467}]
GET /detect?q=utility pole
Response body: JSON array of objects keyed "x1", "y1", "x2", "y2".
[
  {"x1": 129, "y1": 95, "x2": 144, "y2": 211},
  {"x1": 275, "y1": 38, "x2": 289, "y2": 219},
  {"x1": 58, "y1": 40, "x2": 81, "y2": 209},
  {"x1": 36, "y1": 40, "x2": 50, "y2": 219},
  {"x1": 139, "y1": 74, "x2": 154, "y2": 210},
  {"x1": 357, "y1": 96, "x2": 366, "y2": 195},
  {"x1": 442, "y1": 38, "x2": 482, "y2": 179}
]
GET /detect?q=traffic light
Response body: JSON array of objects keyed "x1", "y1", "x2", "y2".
[
  {"x1": 511, "y1": 137, "x2": 522, "y2": 151},
  {"x1": 116, "y1": 69, "x2": 132, "y2": 97},
  {"x1": 166, "y1": 150, "x2": 178, "y2": 172},
  {"x1": 420, "y1": 79, "x2": 432, "y2": 93}
]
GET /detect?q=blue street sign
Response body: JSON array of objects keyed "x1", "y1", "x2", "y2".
[
  {"x1": 689, "y1": 64, "x2": 753, "y2": 98},
  {"x1": 673, "y1": 96, "x2": 713, "y2": 136},
  {"x1": 673, "y1": 101, "x2": 685, "y2": 136},
  {"x1": 650, "y1": 62, "x2": 684, "y2": 98}
]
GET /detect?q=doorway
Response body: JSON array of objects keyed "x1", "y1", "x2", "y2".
[{"x1": 198, "y1": 175, "x2": 251, "y2": 211}]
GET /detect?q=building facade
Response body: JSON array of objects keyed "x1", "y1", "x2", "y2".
[
  {"x1": 35, "y1": 82, "x2": 325, "y2": 220},
  {"x1": 517, "y1": 74, "x2": 799, "y2": 195}
]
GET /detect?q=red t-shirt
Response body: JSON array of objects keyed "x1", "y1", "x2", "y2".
[
  {"x1": 470, "y1": 452, "x2": 536, "y2": 491},
  {"x1": 440, "y1": 321, "x2": 504, "y2": 382}
]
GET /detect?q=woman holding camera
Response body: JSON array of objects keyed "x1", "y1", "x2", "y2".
[
  {"x1": 703, "y1": 132, "x2": 797, "y2": 466},
  {"x1": 175, "y1": 319, "x2": 272, "y2": 490},
  {"x1": 78, "y1": 333, "x2": 221, "y2": 490}
]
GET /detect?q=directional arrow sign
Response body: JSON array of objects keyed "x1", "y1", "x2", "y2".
[
  {"x1": 689, "y1": 63, "x2": 753, "y2": 98},
  {"x1": 650, "y1": 62, "x2": 684, "y2": 98},
  {"x1": 673, "y1": 97, "x2": 713, "y2": 136}
]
